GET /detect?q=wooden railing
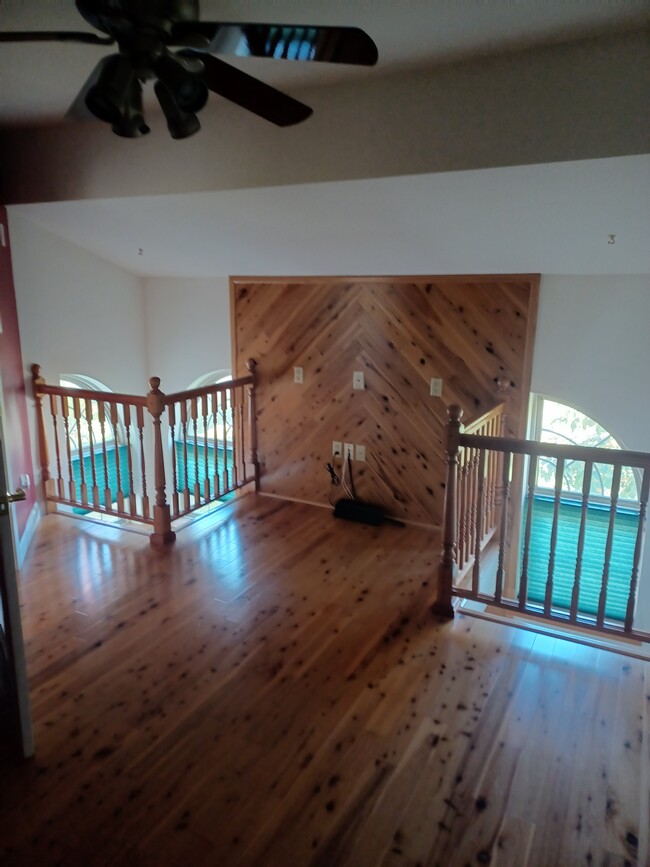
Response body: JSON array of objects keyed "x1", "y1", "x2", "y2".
[
  {"x1": 455, "y1": 403, "x2": 504, "y2": 579},
  {"x1": 435, "y1": 404, "x2": 650, "y2": 641},
  {"x1": 31, "y1": 361, "x2": 258, "y2": 545}
]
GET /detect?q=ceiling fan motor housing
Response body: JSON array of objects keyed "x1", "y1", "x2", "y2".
[{"x1": 76, "y1": 0, "x2": 200, "y2": 38}]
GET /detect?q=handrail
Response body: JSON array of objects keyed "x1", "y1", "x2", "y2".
[
  {"x1": 31, "y1": 361, "x2": 259, "y2": 545},
  {"x1": 463, "y1": 402, "x2": 505, "y2": 436},
  {"x1": 459, "y1": 432, "x2": 650, "y2": 469},
  {"x1": 164, "y1": 374, "x2": 253, "y2": 405},
  {"x1": 34, "y1": 382, "x2": 147, "y2": 407},
  {"x1": 435, "y1": 403, "x2": 650, "y2": 642}
]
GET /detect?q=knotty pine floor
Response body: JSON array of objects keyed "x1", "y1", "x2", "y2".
[{"x1": 2, "y1": 494, "x2": 649, "y2": 867}]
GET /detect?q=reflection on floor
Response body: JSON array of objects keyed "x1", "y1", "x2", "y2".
[{"x1": 1, "y1": 494, "x2": 648, "y2": 866}]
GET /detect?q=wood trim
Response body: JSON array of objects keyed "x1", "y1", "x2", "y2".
[
  {"x1": 459, "y1": 433, "x2": 650, "y2": 468},
  {"x1": 231, "y1": 273, "x2": 542, "y2": 286},
  {"x1": 36, "y1": 383, "x2": 147, "y2": 407}
]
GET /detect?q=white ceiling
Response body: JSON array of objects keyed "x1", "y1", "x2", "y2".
[
  {"x1": 11, "y1": 155, "x2": 650, "y2": 277},
  {"x1": 1, "y1": 0, "x2": 649, "y2": 124}
]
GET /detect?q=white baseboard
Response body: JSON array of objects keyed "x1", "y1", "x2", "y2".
[{"x1": 16, "y1": 501, "x2": 42, "y2": 569}]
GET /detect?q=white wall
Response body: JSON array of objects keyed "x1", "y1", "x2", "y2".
[
  {"x1": 142, "y1": 277, "x2": 232, "y2": 392},
  {"x1": 532, "y1": 274, "x2": 650, "y2": 629},
  {"x1": 532, "y1": 276, "x2": 650, "y2": 451},
  {"x1": 8, "y1": 213, "x2": 148, "y2": 494},
  {"x1": 9, "y1": 213, "x2": 147, "y2": 393}
]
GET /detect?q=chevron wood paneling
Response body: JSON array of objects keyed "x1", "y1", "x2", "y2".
[{"x1": 232, "y1": 276, "x2": 539, "y2": 525}]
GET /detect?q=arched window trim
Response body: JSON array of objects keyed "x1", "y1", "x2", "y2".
[
  {"x1": 59, "y1": 374, "x2": 124, "y2": 453},
  {"x1": 186, "y1": 369, "x2": 232, "y2": 390},
  {"x1": 529, "y1": 394, "x2": 640, "y2": 505}
]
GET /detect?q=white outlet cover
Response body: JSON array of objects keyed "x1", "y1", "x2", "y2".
[
  {"x1": 430, "y1": 377, "x2": 443, "y2": 397},
  {"x1": 332, "y1": 440, "x2": 342, "y2": 457},
  {"x1": 353, "y1": 371, "x2": 365, "y2": 390},
  {"x1": 344, "y1": 442, "x2": 354, "y2": 460},
  {"x1": 294, "y1": 366, "x2": 304, "y2": 384},
  {"x1": 355, "y1": 445, "x2": 366, "y2": 462}
]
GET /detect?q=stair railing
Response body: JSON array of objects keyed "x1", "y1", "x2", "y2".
[
  {"x1": 435, "y1": 404, "x2": 650, "y2": 640},
  {"x1": 31, "y1": 360, "x2": 258, "y2": 545}
]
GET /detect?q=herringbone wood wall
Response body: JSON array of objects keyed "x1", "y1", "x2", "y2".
[{"x1": 232, "y1": 276, "x2": 539, "y2": 526}]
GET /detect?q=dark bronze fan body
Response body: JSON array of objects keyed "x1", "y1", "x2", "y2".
[{"x1": 0, "y1": 0, "x2": 378, "y2": 138}]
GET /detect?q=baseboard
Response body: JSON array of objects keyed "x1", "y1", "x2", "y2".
[
  {"x1": 16, "y1": 501, "x2": 42, "y2": 569},
  {"x1": 258, "y1": 491, "x2": 439, "y2": 530}
]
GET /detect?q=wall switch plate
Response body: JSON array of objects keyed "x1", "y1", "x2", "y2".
[
  {"x1": 353, "y1": 371, "x2": 365, "y2": 390},
  {"x1": 430, "y1": 377, "x2": 443, "y2": 397},
  {"x1": 355, "y1": 444, "x2": 366, "y2": 462},
  {"x1": 19, "y1": 474, "x2": 31, "y2": 489},
  {"x1": 344, "y1": 443, "x2": 354, "y2": 461},
  {"x1": 332, "y1": 440, "x2": 342, "y2": 457},
  {"x1": 294, "y1": 366, "x2": 304, "y2": 384}
]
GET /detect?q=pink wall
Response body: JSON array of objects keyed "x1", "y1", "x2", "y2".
[{"x1": 0, "y1": 205, "x2": 36, "y2": 538}]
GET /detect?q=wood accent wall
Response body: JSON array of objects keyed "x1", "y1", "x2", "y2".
[{"x1": 232, "y1": 276, "x2": 539, "y2": 526}]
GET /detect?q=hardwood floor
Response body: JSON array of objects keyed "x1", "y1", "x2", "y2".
[{"x1": 1, "y1": 494, "x2": 648, "y2": 867}]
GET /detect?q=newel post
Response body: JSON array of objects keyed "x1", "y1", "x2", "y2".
[
  {"x1": 146, "y1": 377, "x2": 176, "y2": 546},
  {"x1": 246, "y1": 358, "x2": 260, "y2": 491},
  {"x1": 31, "y1": 364, "x2": 55, "y2": 508},
  {"x1": 433, "y1": 404, "x2": 463, "y2": 618}
]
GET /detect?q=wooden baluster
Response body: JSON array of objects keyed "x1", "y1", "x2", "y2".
[
  {"x1": 191, "y1": 396, "x2": 200, "y2": 505},
  {"x1": 624, "y1": 468, "x2": 649, "y2": 632},
  {"x1": 31, "y1": 365, "x2": 54, "y2": 505},
  {"x1": 544, "y1": 456, "x2": 565, "y2": 615},
  {"x1": 168, "y1": 402, "x2": 179, "y2": 518},
  {"x1": 97, "y1": 399, "x2": 112, "y2": 511},
  {"x1": 220, "y1": 389, "x2": 230, "y2": 493},
  {"x1": 86, "y1": 398, "x2": 100, "y2": 509},
  {"x1": 494, "y1": 450, "x2": 512, "y2": 605},
  {"x1": 246, "y1": 359, "x2": 259, "y2": 491},
  {"x1": 434, "y1": 404, "x2": 462, "y2": 618},
  {"x1": 136, "y1": 404, "x2": 149, "y2": 518},
  {"x1": 49, "y1": 394, "x2": 64, "y2": 499},
  {"x1": 212, "y1": 392, "x2": 220, "y2": 498},
  {"x1": 110, "y1": 403, "x2": 125, "y2": 514},
  {"x1": 61, "y1": 393, "x2": 75, "y2": 502},
  {"x1": 457, "y1": 448, "x2": 468, "y2": 571},
  {"x1": 73, "y1": 396, "x2": 88, "y2": 505},
  {"x1": 123, "y1": 404, "x2": 136, "y2": 518},
  {"x1": 202, "y1": 393, "x2": 210, "y2": 501},
  {"x1": 470, "y1": 449, "x2": 480, "y2": 565},
  {"x1": 518, "y1": 455, "x2": 538, "y2": 611},
  {"x1": 569, "y1": 461, "x2": 593, "y2": 623},
  {"x1": 239, "y1": 388, "x2": 247, "y2": 484},
  {"x1": 146, "y1": 377, "x2": 175, "y2": 545},
  {"x1": 471, "y1": 449, "x2": 486, "y2": 596},
  {"x1": 180, "y1": 400, "x2": 190, "y2": 513},
  {"x1": 488, "y1": 416, "x2": 498, "y2": 527},
  {"x1": 230, "y1": 388, "x2": 239, "y2": 488},
  {"x1": 597, "y1": 464, "x2": 622, "y2": 627}
]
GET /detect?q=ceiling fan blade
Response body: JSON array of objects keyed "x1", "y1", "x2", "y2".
[
  {"x1": 65, "y1": 56, "x2": 112, "y2": 121},
  {"x1": 189, "y1": 54, "x2": 312, "y2": 126},
  {"x1": 171, "y1": 22, "x2": 378, "y2": 66},
  {"x1": 0, "y1": 31, "x2": 113, "y2": 45}
]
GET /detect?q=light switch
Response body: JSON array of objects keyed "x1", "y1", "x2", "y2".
[
  {"x1": 294, "y1": 366, "x2": 304, "y2": 384},
  {"x1": 430, "y1": 377, "x2": 443, "y2": 397},
  {"x1": 355, "y1": 445, "x2": 366, "y2": 462},
  {"x1": 353, "y1": 371, "x2": 365, "y2": 390}
]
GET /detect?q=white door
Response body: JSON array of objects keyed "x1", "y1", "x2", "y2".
[{"x1": 0, "y1": 410, "x2": 34, "y2": 758}]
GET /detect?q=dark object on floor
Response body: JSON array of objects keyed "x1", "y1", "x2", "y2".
[{"x1": 333, "y1": 498, "x2": 404, "y2": 527}]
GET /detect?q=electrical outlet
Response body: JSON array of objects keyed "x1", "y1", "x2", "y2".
[
  {"x1": 344, "y1": 443, "x2": 354, "y2": 461},
  {"x1": 355, "y1": 445, "x2": 366, "y2": 462},
  {"x1": 294, "y1": 366, "x2": 304, "y2": 384},
  {"x1": 332, "y1": 440, "x2": 342, "y2": 457},
  {"x1": 430, "y1": 377, "x2": 443, "y2": 397},
  {"x1": 353, "y1": 371, "x2": 365, "y2": 390}
]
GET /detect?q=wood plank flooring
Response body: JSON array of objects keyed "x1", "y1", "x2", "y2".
[{"x1": 1, "y1": 494, "x2": 648, "y2": 867}]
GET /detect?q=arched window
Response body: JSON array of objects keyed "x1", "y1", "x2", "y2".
[
  {"x1": 59, "y1": 375, "x2": 130, "y2": 513},
  {"x1": 60, "y1": 375, "x2": 119, "y2": 450},
  {"x1": 530, "y1": 396, "x2": 638, "y2": 502}
]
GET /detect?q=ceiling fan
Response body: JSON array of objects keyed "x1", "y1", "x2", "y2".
[{"x1": 0, "y1": 0, "x2": 378, "y2": 139}]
